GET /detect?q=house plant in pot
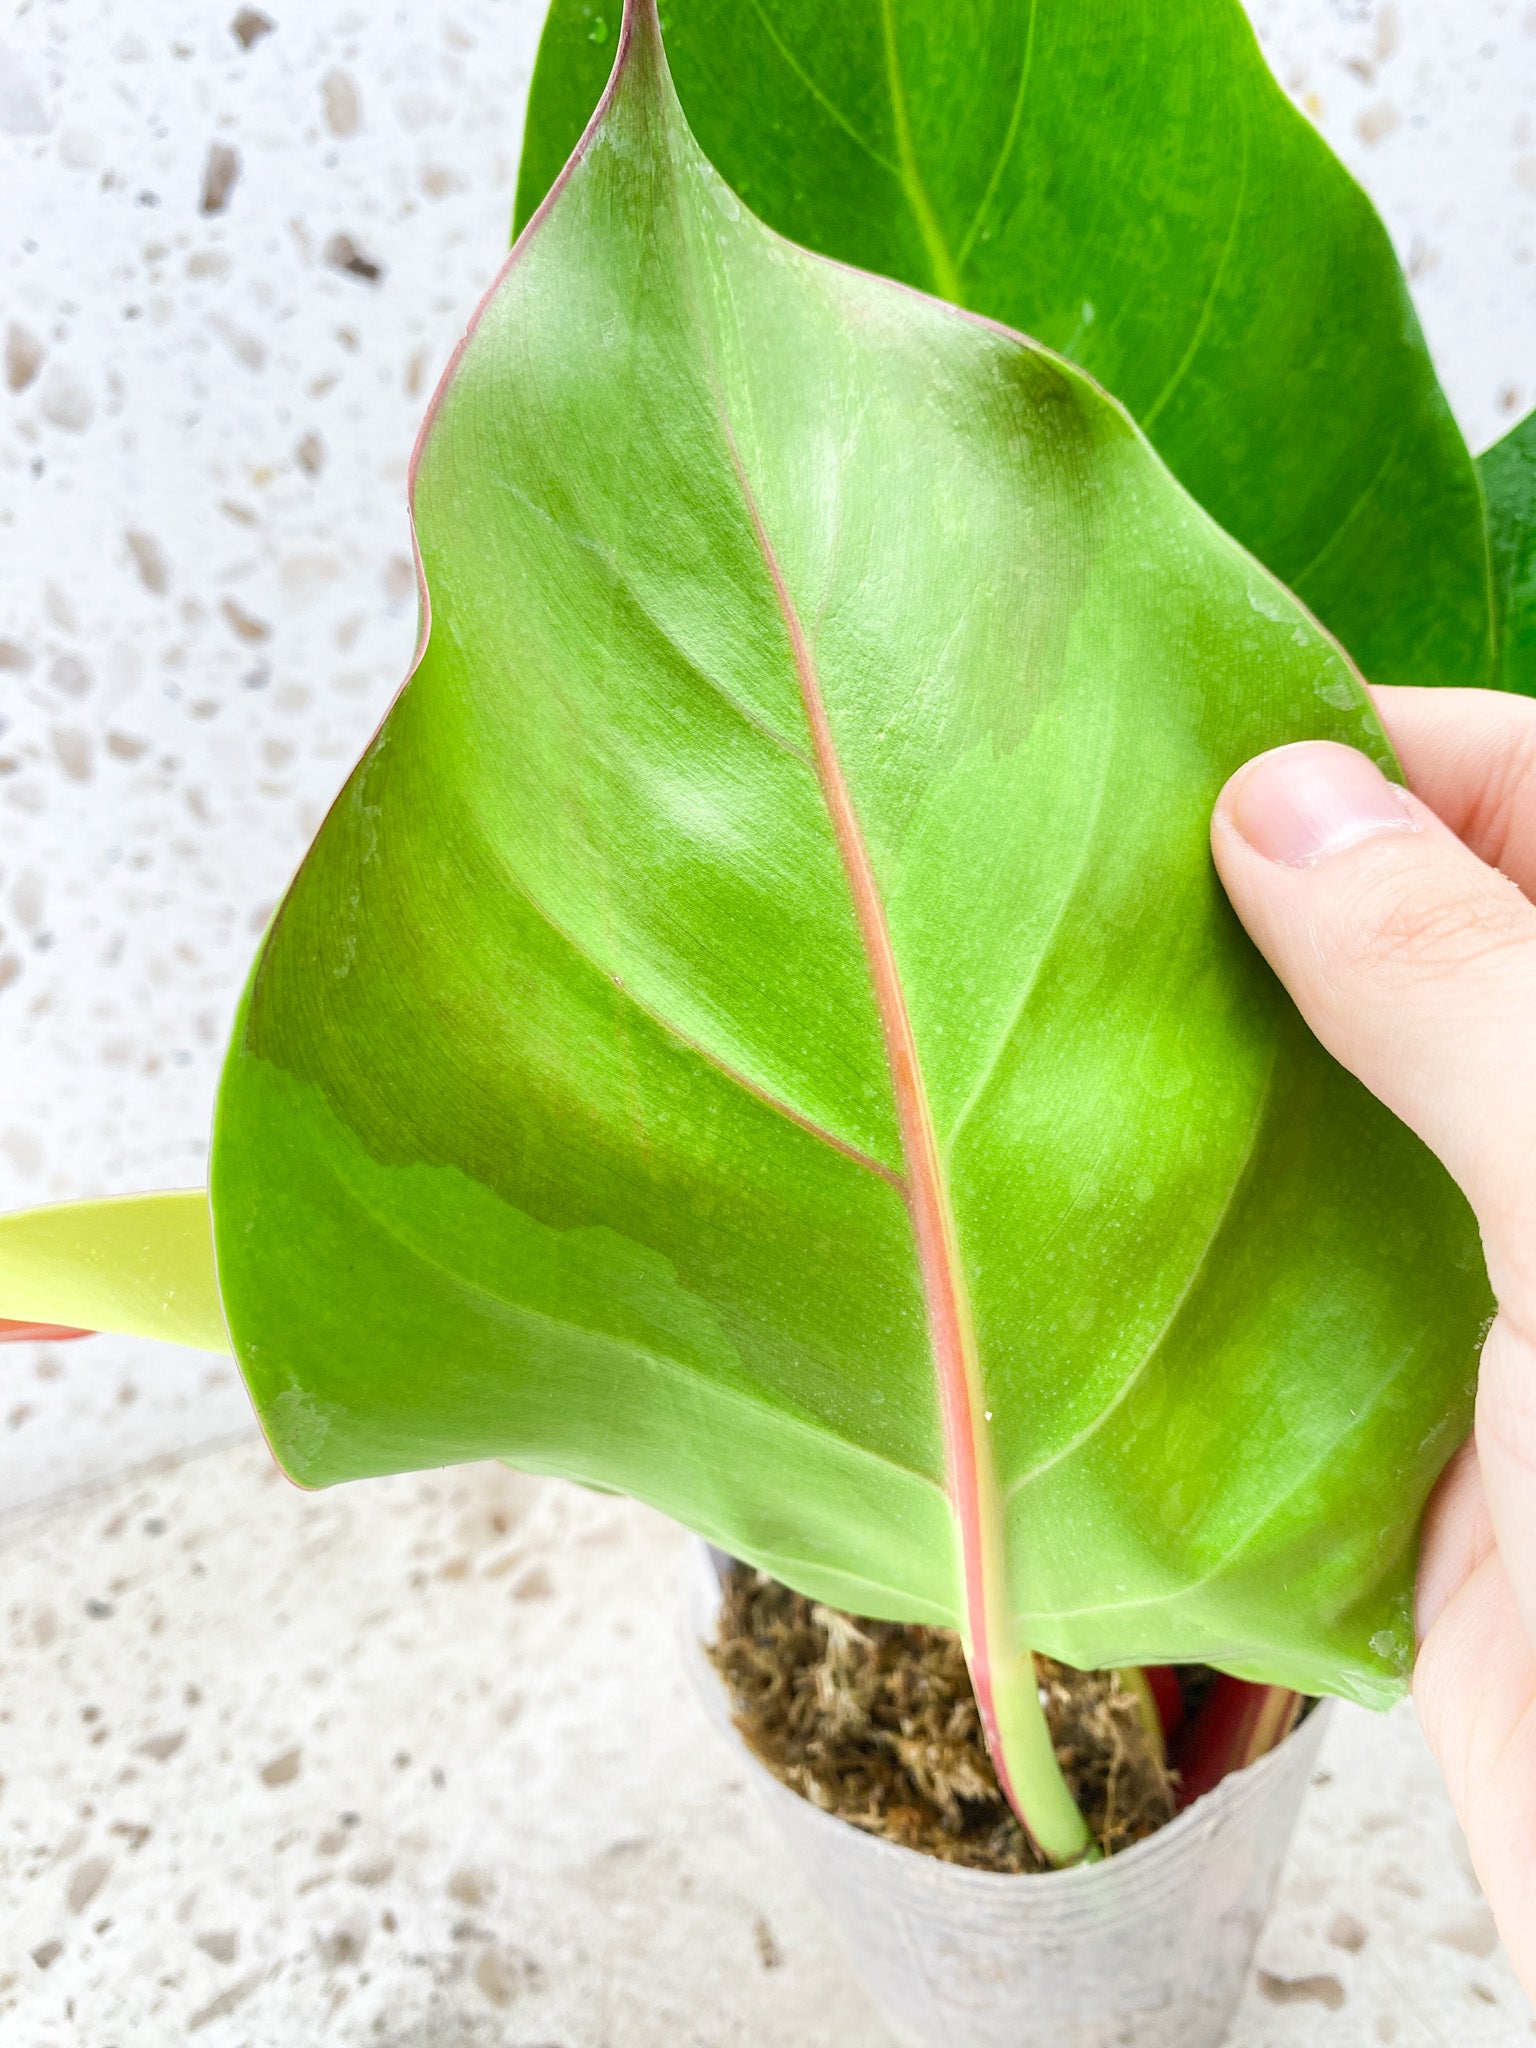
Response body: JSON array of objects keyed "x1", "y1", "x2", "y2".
[
  {"x1": 2, "y1": 0, "x2": 1533, "y2": 2037},
  {"x1": 684, "y1": 1547, "x2": 1333, "y2": 2047}
]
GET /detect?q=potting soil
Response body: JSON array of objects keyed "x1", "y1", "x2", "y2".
[{"x1": 710, "y1": 1561, "x2": 1178, "y2": 1873}]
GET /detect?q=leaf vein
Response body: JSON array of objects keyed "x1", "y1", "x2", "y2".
[
  {"x1": 1139, "y1": 99, "x2": 1252, "y2": 433},
  {"x1": 955, "y1": 0, "x2": 1039, "y2": 273},
  {"x1": 1016, "y1": 1332, "x2": 1421, "y2": 1632},
  {"x1": 878, "y1": 0, "x2": 963, "y2": 302},
  {"x1": 744, "y1": 0, "x2": 901, "y2": 177},
  {"x1": 943, "y1": 747, "x2": 1113, "y2": 1153},
  {"x1": 304, "y1": 1134, "x2": 937, "y2": 1490},
  {"x1": 1282, "y1": 413, "x2": 1412, "y2": 599},
  {"x1": 1003, "y1": 1025, "x2": 1282, "y2": 1504},
  {"x1": 495, "y1": 475, "x2": 813, "y2": 766},
  {"x1": 477, "y1": 842, "x2": 904, "y2": 1188}
]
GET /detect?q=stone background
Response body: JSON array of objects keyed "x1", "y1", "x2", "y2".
[{"x1": 1, "y1": 2, "x2": 1534, "y2": 2042}]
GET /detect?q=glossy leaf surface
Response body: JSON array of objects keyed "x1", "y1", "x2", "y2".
[
  {"x1": 517, "y1": 0, "x2": 1493, "y2": 697},
  {"x1": 0, "y1": 1192, "x2": 226, "y2": 1351},
  {"x1": 1482, "y1": 408, "x2": 1536, "y2": 697},
  {"x1": 210, "y1": 2, "x2": 1488, "y2": 1714}
]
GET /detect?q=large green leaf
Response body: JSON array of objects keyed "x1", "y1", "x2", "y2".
[
  {"x1": 1482, "y1": 408, "x2": 1536, "y2": 697},
  {"x1": 208, "y1": 0, "x2": 1485, "y2": 1736},
  {"x1": 516, "y1": 0, "x2": 1494, "y2": 697}
]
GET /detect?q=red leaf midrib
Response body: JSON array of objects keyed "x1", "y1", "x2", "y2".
[{"x1": 725, "y1": 438, "x2": 1029, "y2": 1826}]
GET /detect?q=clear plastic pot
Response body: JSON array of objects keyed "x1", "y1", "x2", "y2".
[{"x1": 682, "y1": 1544, "x2": 1332, "y2": 2048}]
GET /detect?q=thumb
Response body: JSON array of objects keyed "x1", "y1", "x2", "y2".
[{"x1": 1210, "y1": 739, "x2": 1536, "y2": 1303}]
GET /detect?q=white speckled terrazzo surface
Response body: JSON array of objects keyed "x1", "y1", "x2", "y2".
[{"x1": 1, "y1": 2, "x2": 1534, "y2": 2041}]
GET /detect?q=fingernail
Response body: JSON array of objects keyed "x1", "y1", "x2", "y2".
[{"x1": 1224, "y1": 742, "x2": 1418, "y2": 868}]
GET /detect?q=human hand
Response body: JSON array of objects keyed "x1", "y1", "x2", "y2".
[{"x1": 1211, "y1": 686, "x2": 1536, "y2": 1994}]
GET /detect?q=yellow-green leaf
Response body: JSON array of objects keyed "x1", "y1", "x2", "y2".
[{"x1": 0, "y1": 1192, "x2": 228, "y2": 1353}]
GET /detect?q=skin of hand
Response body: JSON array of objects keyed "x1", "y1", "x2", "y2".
[{"x1": 1211, "y1": 685, "x2": 1536, "y2": 1993}]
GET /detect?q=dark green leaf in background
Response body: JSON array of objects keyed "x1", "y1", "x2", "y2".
[
  {"x1": 516, "y1": 0, "x2": 1494, "y2": 698},
  {"x1": 1481, "y1": 408, "x2": 1536, "y2": 697},
  {"x1": 207, "y1": 2, "x2": 1488, "y2": 1725}
]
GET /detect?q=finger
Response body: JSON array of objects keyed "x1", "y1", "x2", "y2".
[
  {"x1": 1416, "y1": 1438, "x2": 1494, "y2": 1642},
  {"x1": 1210, "y1": 741, "x2": 1536, "y2": 1299},
  {"x1": 1372, "y1": 686, "x2": 1536, "y2": 901},
  {"x1": 1475, "y1": 1313, "x2": 1536, "y2": 1685},
  {"x1": 1415, "y1": 1539, "x2": 1536, "y2": 1997}
]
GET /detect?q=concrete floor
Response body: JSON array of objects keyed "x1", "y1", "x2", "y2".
[{"x1": 2, "y1": 0, "x2": 1536, "y2": 2041}]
